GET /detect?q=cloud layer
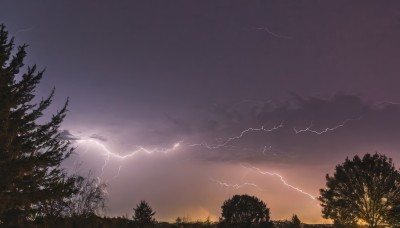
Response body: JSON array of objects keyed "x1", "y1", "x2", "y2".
[{"x1": 62, "y1": 94, "x2": 400, "y2": 223}]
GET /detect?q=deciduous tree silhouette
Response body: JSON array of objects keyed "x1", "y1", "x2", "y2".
[
  {"x1": 63, "y1": 171, "x2": 107, "y2": 218},
  {"x1": 0, "y1": 24, "x2": 77, "y2": 225},
  {"x1": 132, "y1": 200, "x2": 156, "y2": 226},
  {"x1": 319, "y1": 153, "x2": 400, "y2": 227},
  {"x1": 220, "y1": 194, "x2": 272, "y2": 227}
]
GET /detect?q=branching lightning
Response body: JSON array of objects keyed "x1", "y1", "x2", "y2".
[
  {"x1": 74, "y1": 121, "x2": 284, "y2": 181},
  {"x1": 211, "y1": 179, "x2": 262, "y2": 191},
  {"x1": 190, "y1": 122, "x2": 284, "y2": 149},
  {"x1": 73, "y1": 117, "x2": 330, "y2": 199},
  {"x1": 241, "y1": 163, "x2": 316, "y2": 200},
  {"x1": 261, "y1": 145, "x2": 279, "y2": 157},
  {"x1": 294, "y1": 118, "x2": 358, "y2": 135},
  {"x1": 77, "y1": 139, "x2": 182, "y2": 159},
  {"x1": 75, "y1": 139, "x2": 183, "y2": 178}
]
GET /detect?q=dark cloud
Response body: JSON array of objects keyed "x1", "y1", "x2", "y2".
[
  {"x1": 183, "y1": 94, "x2": 400, "y2": 164},
  {"x1": 59, "y1": 130, "x2": 80, "y2": 141},
  {"x1": 3, "y1": 0, "x2": 400, "y2": 223},
  {"x1": 89, "y1": 134, "x2": 107, "y2": 142},
  {"x1": 163, "y1": 113, "x2": 193, "y2": 134}
]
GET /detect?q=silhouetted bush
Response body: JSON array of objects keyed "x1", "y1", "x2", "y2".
[
  {"x1": 174, "y1": 216, "x2": 216, "y2": 228},
  {"x1": 219, "y1": 194, "x2": 273, "y2": 227}
]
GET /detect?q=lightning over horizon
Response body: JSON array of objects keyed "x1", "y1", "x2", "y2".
[
  {"x1": 71, "y1": 115, "x2": 361, "y2": 192},
  {"x1": 211, "y1": 179, "x2": 262, "y2": 191},
  {"x1": 74, "y1": 138, "x2": 183, "y2": 179},
  {"x1": 241, "y1": 163, "x2": 317, "y2": 201},
  {"x1": 189, "y1": 122, "x2": 284, "y2": 149},
  {"x1": 76, "y1": 139, "x2": 183, "y2": 159},
  {"x1": 294, "y1": 118, "x2": 359, "y2": 135}
]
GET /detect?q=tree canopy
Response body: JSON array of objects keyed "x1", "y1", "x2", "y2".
[
  {"x1": 220, "y1": 194, "x2": 272, "y2": 227},
  {"x1": 319, "y1": 153, "x2": 400, "y2": 227},
  {"x1": 132, "y1": 200, "x2": 156, "y2": 226},
  {"x1": 0, "y1": 24, "x2": 77, "y2": 226}
]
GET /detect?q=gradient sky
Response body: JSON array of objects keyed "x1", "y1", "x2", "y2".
[{"x1": 2, "y1": 0, "x2": 400, "y2": 223}]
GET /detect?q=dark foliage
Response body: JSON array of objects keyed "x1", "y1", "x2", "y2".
[
  {"x1": 174, "y1": 216, "x2": 215, "y2": 228},
  {"x1": 290, "y1": 214, "x2": 301, "y2": 228},
  {"x1": 0, "y1": 24, "x2": 77, "y2": 226},
  {"x1": 133, "y1": 200, "x2": 156, "y2": 226},
  {"x1": 319, "y1": 153, "x2": 400, "y2": 227},
  {"x1": 219, "y1": 194, "x2": 273, "y2": 227},
  {"x1": 272, "y1": 215, "x2": 301, "y2": 228}
]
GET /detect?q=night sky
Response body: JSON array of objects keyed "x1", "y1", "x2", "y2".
[{"x1": 2, "y1": 1, "x2": 400, "y2": 223}]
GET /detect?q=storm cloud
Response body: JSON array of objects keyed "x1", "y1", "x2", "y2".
[{"x1": 3, "y1": 0, "x2": 400, "y2": 223}]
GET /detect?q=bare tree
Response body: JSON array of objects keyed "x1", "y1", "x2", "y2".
[{"x1": 64, "y1": 171, "x2": 107, "y2": 218}]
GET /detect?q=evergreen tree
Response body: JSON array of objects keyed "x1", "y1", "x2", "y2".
[
  {"x1": 132, "y1": 200, "x2": 156, "y2": 226},
  {"x1": 0, "y1": 24, "x2": 76, "y2": 225},
  {"x1": 290, "y1": 214, "x2": 301, "y2": 228}
]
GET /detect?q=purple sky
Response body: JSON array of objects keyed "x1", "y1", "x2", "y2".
[{"x1": 2, "y1": 1, "x2": 400, "y2": 223}]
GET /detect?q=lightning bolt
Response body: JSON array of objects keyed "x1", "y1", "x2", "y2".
[
  {"x1": 75, "y1": 139, "x2": 183, "y2": 179},
  {"x1": 256, "y1": 27, "x2": 292, "y2": 39},
  {"x1": 241, "y1": 163, "x2": 316, "y2": 200},
  {"x1": 113, "y1": 165, "x2": 122, "y2": 179},
  {"x1": 77, "y1": 139, "x2": 183, "y2": 159},
  {"x1": 385, "y1": 101, "x2": 400, "y2": 105},
  {"x1": 211, "y1": 179, "x2": 262, "y2": 191},
  {"x1": 261, "y1": 145, "x2": 279, "y2": 158},
  {"x1": 73, "y1": 122, "x2": 283, "y2": 175},
  {"x1": 190, "y1": 122, "x2": 284, "y2": 149},
  {"x1": 381, "y1": 101, "x2": 400, "y2": 105},
  {"x1": 294, "y1": 118, "x2": 359, "y2": 135}
]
